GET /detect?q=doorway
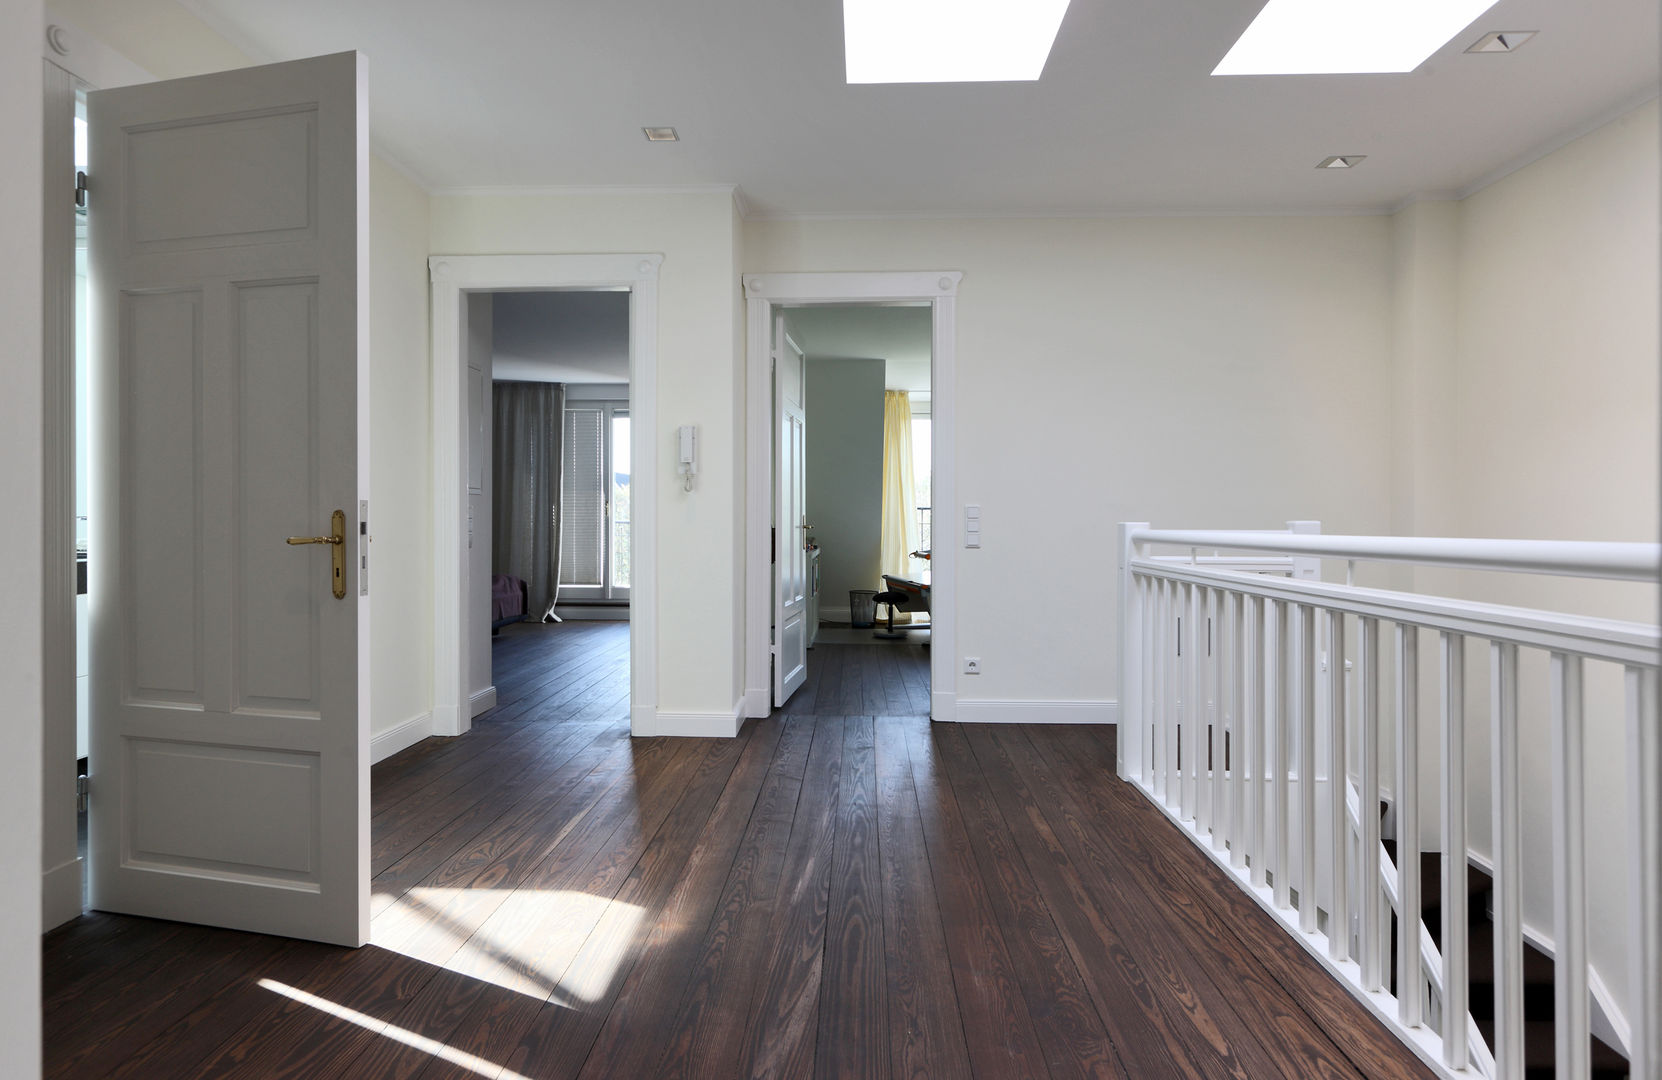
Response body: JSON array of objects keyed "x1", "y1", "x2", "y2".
[
  {"x1": 430, "y1": 255, "x2": 662, "y2": 739},
  {"x1": 781, "y1": 303, "x2": 935, "y2": 711},
  {"x1": 471, "y1": 289, "x2": 634, "y2": 719},
  {"x1": 742, "y1": 272, "x2": 960, "y2": 722}
]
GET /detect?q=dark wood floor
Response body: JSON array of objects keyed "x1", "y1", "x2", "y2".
[{"x1": 45, "y1": 622, "x2": 1436, "y2": 1080}]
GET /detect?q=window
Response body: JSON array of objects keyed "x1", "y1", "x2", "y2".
[
  {"x1": 560, "y1": 400, "x2": 630, "y2": 601},
  {"x1": 911, "y1": 415, "x2": 932, "y2": 577}
]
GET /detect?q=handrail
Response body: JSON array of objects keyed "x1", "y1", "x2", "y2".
[
  {"x1": 1117, "y1": 521, "x2": 1661, "y2": 1080},
  {"x1": 1130, "y1": 529, "x2": 1660, "y2": 582}
]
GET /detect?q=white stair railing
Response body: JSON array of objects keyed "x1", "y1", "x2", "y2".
[{"x1": 1117, "y1": 522, "x2": 1660, "y2": 1080}]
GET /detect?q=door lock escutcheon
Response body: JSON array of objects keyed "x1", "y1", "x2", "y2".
[{"x1": 286, "y1": 509, "x2": 347, "y2": 599}]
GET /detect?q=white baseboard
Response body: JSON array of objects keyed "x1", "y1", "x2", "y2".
[
  {"x1": 953, "y1": 699, "x2": 1118, "y2": 725},
  {"x1": 931, "y1": 690, "x2": 956, "y2": 723},
  {"x1": 42, "y1": 856, "x2": 83, "y2": 931},
  {"x1": 551, "y1": 605, "x2": 631, "y2": 621},
  {"x1": 818, "y1": 606, "x2": 852, "y2": 625},
  {"x1": 744, "y1": 686, "x2": 769, "y2": 719},
  {"x1": 637, "y1": 703, "x2": 744, "y2": 738},
  {"x1": 371, "y1": 711, "x2": 435, "y2": 764},
  {"x1": 469, "y1": 686, "x2": 497, "y2": 717}
]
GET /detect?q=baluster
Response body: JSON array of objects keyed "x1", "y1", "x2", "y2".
[
  {"x1": 1193, "y1": 584, "x2": 1209, "y2": 832},
  {"x1": 1216, "y1": 584, "x2": 1229, "y2": 844},
  {"x1": 1358, "y1": 617, "x2": 1381, "y2": 990},
  {"x1": 1628, "y1": 665, "x2": 1660, "y2": 1080},
  {"x1": 1230, "y1": 591, "x2": 1247, "y2": 869},
  {"x1": 1440, "y1": 632, "x2": 1468, "y2": 1069},
  {"x1": 1159, "y1": 579, "x2": 1174, "y2": 803},
  {"x1": 1396, "y1": 624, "x2": 1422, "y2": 1026},
  {"x1": 1244, "y1": 594, "x2": 1262, "y2": 881},
  {"x1": 1550, "y1": 652, "x2": 1587, "y2": 1080},
  {"x1": 1491, "y1": 642, "x2": 1522, "y2": 1077},
  {"x1": 1142, "y1": 576, "x2": 1156, "y2": 783},
  {"x1": 1328, "y1": 609, "x2": 1348, "y2": 960},
  {"x1": 1299, "y1": 603, "x2": 1318, "y2": 934},
  {"x1": 1183, "y1": 582, "x2": 1200, "y2": 821},
  {"x1": 1272, "y1": 598, "x2": 1291, "y2": 910}
]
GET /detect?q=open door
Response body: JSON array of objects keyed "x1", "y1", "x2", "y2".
[
  {"x1": 772, "y1": 314, "x2": 808, "y2": 705},
  {"x1": 87, "y1": 52, "x2": 370, "y2": 946}
]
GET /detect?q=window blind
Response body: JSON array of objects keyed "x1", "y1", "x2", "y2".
[{"x1": 560, "y1": 406, "x2": 605, "y2": 586}]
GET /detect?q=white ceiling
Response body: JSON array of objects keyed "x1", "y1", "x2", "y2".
[
  {"x1": 182, "y1": 0, "x2": 1657, "y2": 216},
  {"x1": 491, "y1": 290, "x2": 630, "y2": 384},
  {"x1": 785, "y1": 305, "x2": 932, "y2": 393}
]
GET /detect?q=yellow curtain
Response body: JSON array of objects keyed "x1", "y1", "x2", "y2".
[{"x1": 879, "y1": 390, "x2": 918, "y2": 622}]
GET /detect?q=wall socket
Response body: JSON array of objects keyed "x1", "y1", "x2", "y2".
[{"x1": 963, "y1": 657, "x2": 981, "y2": 675}]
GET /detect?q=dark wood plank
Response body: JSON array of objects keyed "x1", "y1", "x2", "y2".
[
  {"x1": 573, "y1": 718, "x2": 792, "y2": 1080},
  {"x1": 874, "y1": 718, "x2": 974, "y2": 1080},
  {"x1": 815, "y1": 715, "x2": 888, "y2": 1078},
  {"x1": 1055, "y1": 726, "x2": 1438, "y2": 1080},
  {"x1": 898, "y1": 716, "x2": 1053, "y2": 1080},
  {"x1": 987, "y1": 724, "x2": 1350, "y2": 1080},
  {"x1": 957, "y1": 723, "x2": 1211, "y2": 1079},
  {"x1": 653, "y1": 716, "x2": 817, "y2": 1080},
  {"x1": 929, "y1": 724, "x2": 1128, "y2": 1080},
  {"x1": 733, "y1": 714, "x2": 845, "y2": 1077}
]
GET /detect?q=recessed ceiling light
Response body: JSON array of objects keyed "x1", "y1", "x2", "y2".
[
  {"x1": 642, "y1": 127, "x2": 679, "y2": 142},
  {"x1": 1213, "y1": 0, "x2": 1500, "y2": 75},
  {"x1": 1465, "y1": 30, "x2": 1536, "y2": 54},
  {"x1": 843, "y1": 0, "x2": 1072, "y2": 84},
  {"x1": 1317, "y1": 155, "x2": 1366, "y2": 169}
]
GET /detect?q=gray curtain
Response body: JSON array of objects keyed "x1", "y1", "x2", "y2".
[{"x1": 492, "y1": 381, "x2": 565, "y2": 621}]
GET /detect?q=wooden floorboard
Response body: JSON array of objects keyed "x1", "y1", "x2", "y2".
[{"x1": 45, "y1": 624, "x2": 1438, "y2": 1080}]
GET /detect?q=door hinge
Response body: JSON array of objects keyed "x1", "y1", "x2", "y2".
[
  {"x1": 74, "y1": 171, "x2": 88, "y2": 209},
  {"x1": 76, "y1": 774, "x2": 88, "y2": 813}
]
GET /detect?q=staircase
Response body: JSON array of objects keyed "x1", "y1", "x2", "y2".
[{"x1": 1383, "y1": 840, "x2": 1630, "y2": 1079}]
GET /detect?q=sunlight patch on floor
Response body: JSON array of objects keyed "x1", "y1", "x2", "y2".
[
  {"x1": 372, "y1": 887, "x2": 645, "y2": 1007},
  {"x1": 259, "y1": 978, "x2": 533, "y2": 1080}
]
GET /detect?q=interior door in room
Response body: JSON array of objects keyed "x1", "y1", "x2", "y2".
[
  {"x1": 87, "y1": 52, "x2": 370, "y2": 946},
  {"x1": 773, "y1": 315, "x2": 808, "y2": 705}
]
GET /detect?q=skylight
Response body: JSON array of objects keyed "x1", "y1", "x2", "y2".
[
  {"x1": 1213, "y1": 0, "x2": 1500, "y2": 76},
  {"x1": 843, "y1": 0, "x2": 1073, "y2": 84}
]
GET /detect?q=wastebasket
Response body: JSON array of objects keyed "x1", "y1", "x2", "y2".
[{"x1": 849, "y1": 589, "x2": 878, "y2": 628}]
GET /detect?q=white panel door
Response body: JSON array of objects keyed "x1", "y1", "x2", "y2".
[
  {"x1": 773, "y1": 317, "x2": 808, "y2": 705},
  {"x1": 87, "y1": 52, "x2": 369, "y2": 946}
]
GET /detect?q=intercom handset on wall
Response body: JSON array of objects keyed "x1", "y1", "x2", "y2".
[{"x1": 678, "y1": 425, "x2": 698, "y2": 492}]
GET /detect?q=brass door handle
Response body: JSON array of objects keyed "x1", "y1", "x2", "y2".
[{"x1": 286, "y1": 509, "x2": 347, "y2": 599}]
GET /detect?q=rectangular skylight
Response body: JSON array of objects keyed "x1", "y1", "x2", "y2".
[
  {"x1": 843, "y1": 0, "x2": 1072, "y2": 84},
  {"x1": 1213, "y1": 0, "x2": 1500, "y2": 75}
]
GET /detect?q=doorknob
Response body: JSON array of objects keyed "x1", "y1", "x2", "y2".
[{"x1": 286, "y1": 509, "x2": 347, "y2": 599}]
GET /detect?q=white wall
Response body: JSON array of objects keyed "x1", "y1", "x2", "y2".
[
  {"x1": 746, "y1": 214, "x2": 1397, "y2": 708},
  {"x1": 803, "y1": 357, "x2": 885, "y2": 618},
  {"x1": 368, "y1": 157, "x2": 434, "y2": 746},
  {"x1": 5, "y1": 2, "x2": 46, "y2": 1074},
  {"x1": 1407, "y1": 98, "x2": 1660, "y2": 1036},
  {"x1": 432, "y1": 190, "x2": 744, "y2": 720}
]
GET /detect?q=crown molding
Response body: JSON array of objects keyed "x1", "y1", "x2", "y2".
[
  {"x1": 743, "y1": 203, "x2": 1396, "y2": 223},
  {"x1": 429, "y1": 182, "x2": 741, "y2": 200},
  {"x1": 1454, "y1": 83, "x2": 1659, "y2": 202}
]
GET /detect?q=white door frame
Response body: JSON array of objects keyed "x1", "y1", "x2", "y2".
[
  {"x1": 742, "y1": 271, "x2": 961, "y2": 722},
  {"x1": 430, "y1": 254, "x2": 661, "y2": 737},
  {"x1": 38, "y1": 23, "x2": 156, "y2": 932}
]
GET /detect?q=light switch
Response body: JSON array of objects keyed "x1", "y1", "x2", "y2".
[{"x1": 964, "y1": 504, "x2": 981, "y2": 549}]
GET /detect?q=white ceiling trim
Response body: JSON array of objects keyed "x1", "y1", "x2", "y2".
[
  {"x1": 745, "y1": 203, "x2": 1397, "y2": 223},
  {"x1": 1453, "y1": 83, "x2": 1659, "y2": 202},
  {"x1": 430, "y1": 182, "x2": 741, "y2": 199}
]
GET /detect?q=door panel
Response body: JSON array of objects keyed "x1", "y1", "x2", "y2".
[
  {"x1": 773, "y1": 317, "x2": 808, "y2": 705},
  {"x1": 89, "y1": 52, "x2": 368, "y2": 946}
]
